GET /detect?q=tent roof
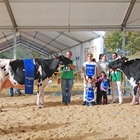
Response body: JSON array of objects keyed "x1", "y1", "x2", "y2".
[
  {"x1": 0, "y1": 31, "x2": 100, "y2": 55},
  {"x1": 0, "y1": 0, "x2": 140, "y2": 55}
]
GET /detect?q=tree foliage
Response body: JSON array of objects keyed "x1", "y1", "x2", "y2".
[
  {"x1": 0, "y1": 45, "x2": 45, "y2": 59},
  {"x1": 104, "y1": 31, "x2": 140, "y2": 55}
]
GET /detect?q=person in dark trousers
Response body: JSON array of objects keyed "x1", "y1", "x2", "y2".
[
  {"x1": 10, "y1": 87, "x2": 22, "y2": 97},
  {"x1": 96, "y1": 53, "x2": 109, "y2": 104},
  {"x1": 96, "y1": 54, "x2": 103, "y2": 104},
  {"x1": 97, "y1": 71, "x2": 109, "y2": 104},
  {"x1": 61, "y1": 51, "x2": 76, "y2": 105}
]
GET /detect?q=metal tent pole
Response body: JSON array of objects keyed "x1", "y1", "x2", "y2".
[
  {"x1": 13, "y1": 28, "x2": 17, "y2": 59},
  {"x1": 122, "y1": 28, "x2": 125, "y2": 56},
  {"x1": 122, "y1": 28, "x2": 126, "y2": 94}
]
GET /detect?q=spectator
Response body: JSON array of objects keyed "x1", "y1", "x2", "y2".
[
  {"x1": 96, "y1": 54, "x2": 109, "y2": 104},
  {"x1": 98, "y1": 53, "x2": 103, "y2": 61},
  {"x1": 85, "y1": 76, "x2": 96, "y2": 106},
  {"x1": 110, "y1": 52, "x2": 123, "y2": 104},
  {"x1": 61, "y1": 51, "x2": 76, "y2": 105},
  {"x1": 10, "y1": 87, "x2": 22, "y2": 97},
  {"x1": 97, "y1": 71, "x2": 110, "y2": 105},
  {"x1": 97, "y1": 54, "x2": 109, "y2": 75},
  {"x1": 82, "y1": 52, "x2": 98, "y2": 105}
]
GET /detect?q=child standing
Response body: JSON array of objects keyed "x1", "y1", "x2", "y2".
[
  {"x1": 97, "y1": 71, "x2": 109, "y2": 105},
  {"x1": 85, "y1": 76, "x2": 96, "y2": 106}
]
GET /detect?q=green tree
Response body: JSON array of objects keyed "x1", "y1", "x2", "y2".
[
  {"x1": 104, "y1": 31, "x2": 140, "y2": 55},
  {"x1": 0, "y1": 45, "x2": 45, "y2": 59}
]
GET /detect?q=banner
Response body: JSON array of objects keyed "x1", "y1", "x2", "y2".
[
  {"x1": 86, "y1": 64, "x2": 96, "y2": 76},
  {"x1": 101, "y1": 78, "x2": 109, "y2": 91},
  {"x1": 85, "y1": 87, "x2": 94, "y2": 102},
  {"x1": 23, "y1": 59, "x2": 34, "y2": 94}
]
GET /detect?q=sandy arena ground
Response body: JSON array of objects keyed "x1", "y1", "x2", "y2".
[{"x1": 0, "y1": 91, "x2": 140, "y2": 140}]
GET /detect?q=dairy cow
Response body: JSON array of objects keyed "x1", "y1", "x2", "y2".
[
  {"x1": 108, "y1": 57, "x2": 140, "y2": 105},
  {"x1": 0, "y1": 54, "x2": 72, "y2": 108}
]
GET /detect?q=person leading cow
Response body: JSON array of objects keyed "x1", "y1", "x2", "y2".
[
  {"x1": 0, "y1": 54, "x2": 72, "y2": 108},
  {"x1": 108, "y1": 56, "x2": 140, "y2": 105},
  {"x1": 109, "y1": 52, "x2": 123, "y2": 104},
  {"x1": 61, "y1": 51, "x2": 76, "y2": 105}
]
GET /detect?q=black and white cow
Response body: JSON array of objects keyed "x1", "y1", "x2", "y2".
[
  {"x1": 108, "y1": 57, "x2": 140, "y2": 105},
  {"x1": 0, "y1": 54, "x2": 72, "y2": 108}
]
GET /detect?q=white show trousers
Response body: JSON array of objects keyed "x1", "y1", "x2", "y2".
[{"x1": 111, "y1": 81, "x2": 123, "y2": 103}]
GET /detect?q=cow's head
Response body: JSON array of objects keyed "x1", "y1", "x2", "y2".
[
  {"x1": 54, "y1": 54, "x2": 72, "y2": 65},
  {"x1": 108, "y1": 57, "x2": 128, "y2": 69}
]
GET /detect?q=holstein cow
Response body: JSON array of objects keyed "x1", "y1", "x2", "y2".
[
  {"x1": 0, "y1": 55, "x2": 72, "y2": 108},
  {"x1": 108, "y1": 57, "x2": 140, "y2": 105}
]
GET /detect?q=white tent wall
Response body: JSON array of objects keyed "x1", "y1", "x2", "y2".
[
  {"x1": 92, "y1": 37, "x2": 105, "y2": 61},
  {"x1": 69, "y1": 45, "x2": 81, "y2": 71},
  {"x1": 81, "y1": 36, "x2": 105, "y2": 65},
  {"x1": 48, "y1": 35, "x2": 104, "y2": 73}
]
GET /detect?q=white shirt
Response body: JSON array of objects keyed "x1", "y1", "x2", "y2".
[
  {"x1": 97, "y1": 60, "x2": 109, "y2": 76},
  {"x1": 83, "y1": 61, "x2": 97, "y2": 78}
]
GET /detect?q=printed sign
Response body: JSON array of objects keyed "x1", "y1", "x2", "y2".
[
  {"x1": 85, "y1": 87, "x2": 94, "y2": 102},
  {"x1": 101, "y1": 78, "x2": 109, "y2": 91},
  {"x1": 86, "y1": 64, "x2": 96, "y2": 76}
]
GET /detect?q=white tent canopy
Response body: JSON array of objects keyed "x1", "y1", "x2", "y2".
[
  {"x1": 0, "y1": 0, "x2": 140, "y2": 31},
  {"x1": 0, "y1": 31, "x2": 100, "y2": 55},
  {"x1": 0, "y1": 0, "x2": 140, "y2": 55}
]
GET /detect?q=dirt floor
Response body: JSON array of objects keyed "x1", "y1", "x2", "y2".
[{"x1": 0, "y1": 90, "x2": 140, "y2": 140}]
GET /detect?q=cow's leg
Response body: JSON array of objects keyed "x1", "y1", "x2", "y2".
[
  {"x1": 37, "y1": 91, "x2": 43, "y2": 108},
  {"x1": 37, "y1": 91, "x2": 40, "y2": 108},
  {"x1": 36, "y1": 79, "x2": 49, "y2": 108},
  {"x1": 40, "y1": 88, "x2": 45, "y2": 105},
  {"x1": 137, "y1": 87, "x2": 140, "y2": 104},
  {"x1": 42, "y1": 89, "x2": 45, "y2": 105},
  {"x1": 40, "y1": 80, "x2": 47, "y2": 105},
  {"x1": 36, "y1": 82, "x2": 42, "y2": 108},
  {"x1": 41, "y1": 79, "x2": 49, "y2": 106},
  {"x1": 37, "y1": 89, "x2": 43, "y2": 108},
  {"x1": 37, "y1": 82, "x2": 46, "y2": 108},
  {"x1": 138, "y1": 94, "x2": 140, "y2": 105},
  {"x1": 131, "y1": 86, "x2": 138, "y2": 105}
]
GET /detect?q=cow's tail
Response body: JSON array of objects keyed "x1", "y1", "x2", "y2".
[{"x1": 0, "y1": 78, "x2": 3, "y2": 93}]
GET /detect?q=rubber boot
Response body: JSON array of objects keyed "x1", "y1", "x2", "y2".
[
  {"x1": 103, "y1": 99, "x2": 106, "y2": 105},
  {"x1": 100, "y1": 100, "x2": 102, "y2": 105}
]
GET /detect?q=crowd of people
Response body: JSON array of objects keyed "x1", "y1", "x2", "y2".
[
  {"x1": 59, "y1": 51, "x2": 125, "y2": 106},
  {"x1": 9, "y1": 51, "x2": 128, "y2": 106},
  {"x1": 82, "y1": 52, "x2": 124, "y2": 106}
]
